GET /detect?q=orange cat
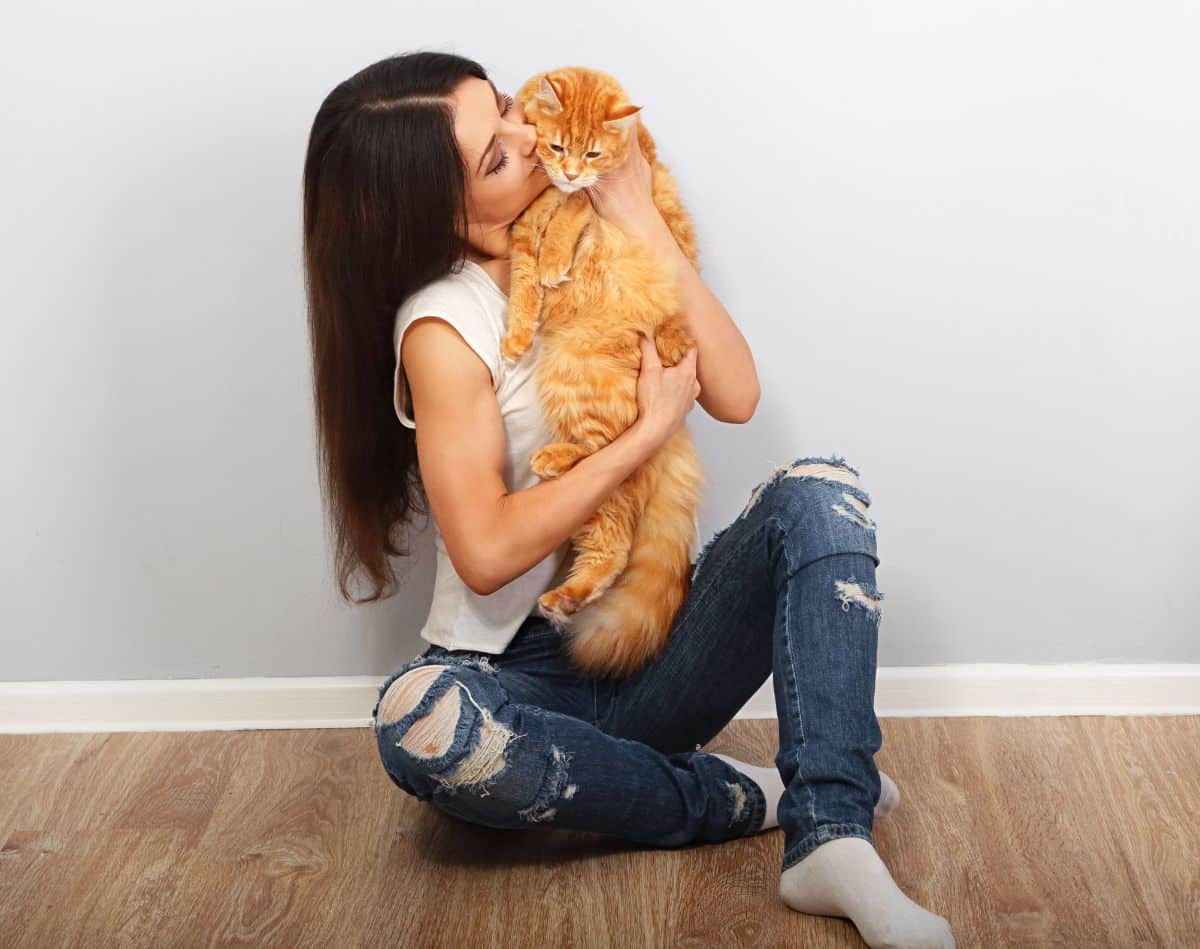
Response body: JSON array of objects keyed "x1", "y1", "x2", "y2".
[{"x1": 501, "y1": 66, "x2": 707, "y2": 679}]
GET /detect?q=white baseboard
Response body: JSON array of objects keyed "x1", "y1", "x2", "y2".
[
  {"x1": 1, "y1": 664, "x2": 1197, "y2": 734},
  {"x1": 738, "y1": 663, "x2": 1200, "y2": 719}
]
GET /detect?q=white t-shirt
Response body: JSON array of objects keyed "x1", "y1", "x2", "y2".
[{"x1": 393, "y1": 258, "x2": 573, "y2": 654}]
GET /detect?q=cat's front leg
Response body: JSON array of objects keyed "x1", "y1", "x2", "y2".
[
  {"x1": 537, "y1": 190, "x2": 593, "y2": 288},
  {"x1": 501, "y1": 189, "x2": 565, "y2": 362},
  {"x1": 530, "y1": 441, "x2": 588, "y2": 480},
  {"x1": 500, "y1": 253, "x2": 543, "y2": 362}
]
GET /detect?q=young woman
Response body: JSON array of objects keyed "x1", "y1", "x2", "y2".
[{"x1": 303, "y1": 51, "x2": 955, "y2": 949}]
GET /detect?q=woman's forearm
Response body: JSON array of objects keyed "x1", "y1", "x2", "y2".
[
  {"x1": 629, "y1": 213, "x2": 761, "y2": 424},
  {"x1": 475, "y1": 421, "x2": 659, "y2": 595}
]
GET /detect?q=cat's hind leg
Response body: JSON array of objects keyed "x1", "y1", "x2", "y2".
[{"x1": 538, "y1": 472, "x2": 649, "y2": 624}]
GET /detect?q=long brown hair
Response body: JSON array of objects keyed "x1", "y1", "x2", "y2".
[{"x1": 302, "y1": 51, "x2": 488, "y2": 603}]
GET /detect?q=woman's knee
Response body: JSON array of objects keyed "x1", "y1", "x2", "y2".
[
  {"x1": 376, "y1": 664, "x2": 455, "y2": 754},
  {"x1": 752, "y1": 454, "x2": 877, "y2": 536},
  {"x1": 373, "y1": 658, "x2": 558, "y2": 828},
  {"x1": 375, "y1": 662, "x2": 513, "y2": 785},
  {"x1": 373, "y1": 659, "x2": 585, "y2": 829}
]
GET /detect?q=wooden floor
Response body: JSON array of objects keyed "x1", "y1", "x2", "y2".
[{"x1": 1, "y1": 716, "x2": 1197, "y2": 947}]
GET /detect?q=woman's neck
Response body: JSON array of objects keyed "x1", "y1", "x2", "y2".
[
  {"x1": 463, "y1": 232, "x2": 512, "y2": 295},
  {"x1": 464, "y1": 216, "x2": 512, "y2": 259}
]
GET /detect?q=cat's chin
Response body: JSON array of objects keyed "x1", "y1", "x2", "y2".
[{"x1": 550, "y1": 177, "x2": 593, "y2": 195}]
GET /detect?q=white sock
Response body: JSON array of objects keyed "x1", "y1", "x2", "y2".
[
  {"x1": 711, "y1": 755, "x2": 903, "y2": 833},
  {"x1": 779, "y1": 836, "x2": 956, "y2": 948},
  {"x1": 877, "y1": 769, "x2": 900, "y2": 817}
]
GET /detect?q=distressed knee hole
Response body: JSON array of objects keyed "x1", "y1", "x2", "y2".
[
  {"x1": 742, "y1": 456, "x2": 864, "y2": 518},
  {"x1": 833, "y1": 492, "x2": 876, "y2": 530},
  {"x1": 786, "y1": 461, "x2": 862, "y2": 489},
  {"x1": 517, "y1": 744, "x2": 575, "y2": 823},
  {"x1": 386, "y1": 666, "x2": 464, "y2": 759},
  {"x1": 382, "y1": 664, "x2": 519, "y2": 789},
  {"x1": 834, "y1": 577, "x2": 885, "y2": 619},
  {"x1": 378, "y1": 664, "x2": 449, "y2": 726},
  {"x1": 438, "y1": 705, "x2": 515, "y2": 788}
]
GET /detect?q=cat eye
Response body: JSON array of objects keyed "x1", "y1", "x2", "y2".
[
  {"x1": 549, "y1": 144, "x2": 565, "y2": 153},
  {"x1": 585, "y1": 151, "x2": 600, "y2": 159}
]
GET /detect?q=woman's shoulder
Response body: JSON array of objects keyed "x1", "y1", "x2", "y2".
[
  {"x1": 396, "y1": 259, "x2": 507, "y2": 330},
  {"x1": 392, "y1": 262, "x2": 509, "y2": 428}
]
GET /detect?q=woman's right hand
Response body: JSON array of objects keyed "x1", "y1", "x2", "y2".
[
  {"x1": 631, "y1": 332, "x2": 701, "y2": 451},
  {"x1": 588, "y1": 121, "x2": 658, "y2": 238}
]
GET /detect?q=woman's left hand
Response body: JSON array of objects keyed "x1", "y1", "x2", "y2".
[{"x1": 588, "y1": 120, "x2": 660, "y2": 237}]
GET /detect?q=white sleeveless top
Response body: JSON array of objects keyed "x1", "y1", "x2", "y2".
[{"x1": 393, "y1": 258, "x2": 572, "y2": 654}]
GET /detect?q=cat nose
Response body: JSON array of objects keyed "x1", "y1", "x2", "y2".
[{"x1": 564, "y1": 172, "x2": 578, "y2": 181}]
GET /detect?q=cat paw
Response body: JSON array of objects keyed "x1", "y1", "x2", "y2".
[
  {"x1": 530, "y1": 443, "x2": 586, "y2": 479},
  {"x1": 653, "y1": 322, "x2": 697, "y2": 367},
  {"x1": 538, "y1": 266, "x2": 572, "y2": 289},
  {"x1": 500, "y1": 334, "x2": 532, "y2": 362},
  {"x1": 541, "y1": 582, "x2": 602, "y2": 619},
  {"x1": 538, "y1": 588, "x2": 579, "y2": 628}
]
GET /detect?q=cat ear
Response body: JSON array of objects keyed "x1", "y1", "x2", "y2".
[
  {"x1": 536, "y1": 75, "x2": 564, "y2": 115},
  {"x1": 602, "y1": 105, "x2": 642, "y2": 134}
]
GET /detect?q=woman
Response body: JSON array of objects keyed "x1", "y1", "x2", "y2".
[{"x1": 303, "y1": 51, "x2": 955, "y2": 949}]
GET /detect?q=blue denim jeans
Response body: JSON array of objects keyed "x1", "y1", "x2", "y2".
[{"x1": 372, "y1": 453, "x2": 884, "y2": 871}]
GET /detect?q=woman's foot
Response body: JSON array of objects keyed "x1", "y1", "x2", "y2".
[
  {"x1": 877, "y1": 770, "x2": 900, "y2": 817},
  {"x1": 779, "y1": 836, "x2": 955, "y2": 948}
]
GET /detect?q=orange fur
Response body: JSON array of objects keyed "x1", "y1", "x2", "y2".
[{"x1": 502, "y1": 66, "x2": 706, "y2": 679}]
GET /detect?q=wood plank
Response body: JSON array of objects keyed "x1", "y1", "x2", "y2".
[{"x1": 1, "y1": 717, "x2": 1195, "y2": 947}]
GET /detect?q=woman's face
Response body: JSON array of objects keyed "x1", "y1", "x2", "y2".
[{"x1": 451, "y1": 77, "x2": 549, "y2": 251}]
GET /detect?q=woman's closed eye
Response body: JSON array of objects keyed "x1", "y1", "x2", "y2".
[{"x1": 487, "y1": 94, "x2": 515, "y2": 176}]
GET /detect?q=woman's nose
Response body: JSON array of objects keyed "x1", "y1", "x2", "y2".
[{"x1": 519, "y1": 123, "x2": 537, "y2": 155}]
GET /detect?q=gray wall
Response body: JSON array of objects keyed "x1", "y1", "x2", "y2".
[{"x1": 3, "y1": 1, "x2": 1197, "y2": 681}]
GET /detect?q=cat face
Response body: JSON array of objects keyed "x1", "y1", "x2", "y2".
[{"x1": 517, "y1": 69, "x2": 642, "y2": 195}]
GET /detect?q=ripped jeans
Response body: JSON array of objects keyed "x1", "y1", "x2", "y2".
[{"x1": 371, "y1": 453, "x2": 885, "y2": 872}]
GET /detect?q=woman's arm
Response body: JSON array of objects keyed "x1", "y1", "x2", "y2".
[
  {"x1": 483, "y1": 423, "x2": 655, "y2": 594},
  {"x1": 627, "y1": 213, "x2": 760, "y2": 424},
  {"x1": 590, "y1": 124, "x2": 761, "y2": 424},
  {"x1": 403, "y1": 321, "x2": 687, "y2": 596}
]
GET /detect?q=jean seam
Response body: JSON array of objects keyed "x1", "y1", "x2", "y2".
[
  {"x1": 673, "y1": 517, "x2": 772, "y2": 648},
  {"x1": 601, "y1": 518, "x2": 770, "y2": 735},
  {"x1": 771, "y1": 512, "x2": 820, "y2": 837},
  {"x1": 781, "y1": 822, "x2": 875, "y2": 871}
]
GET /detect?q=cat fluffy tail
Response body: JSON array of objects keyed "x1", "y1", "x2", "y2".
[{"x1": 564, "y1": 438, "x2": 705, "y2": 679}]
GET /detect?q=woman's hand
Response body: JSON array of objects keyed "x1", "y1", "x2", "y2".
[
  {"x1": 630, "y1": 332, "x2": 700, "y2": 451},
  {"x1": 588, "y1": 121, "x2": 660, "y2": 237}
]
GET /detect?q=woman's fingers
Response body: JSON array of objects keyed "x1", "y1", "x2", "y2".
[{"x1": 639, "y1": 332, "x2": 661, "y2": 368}]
